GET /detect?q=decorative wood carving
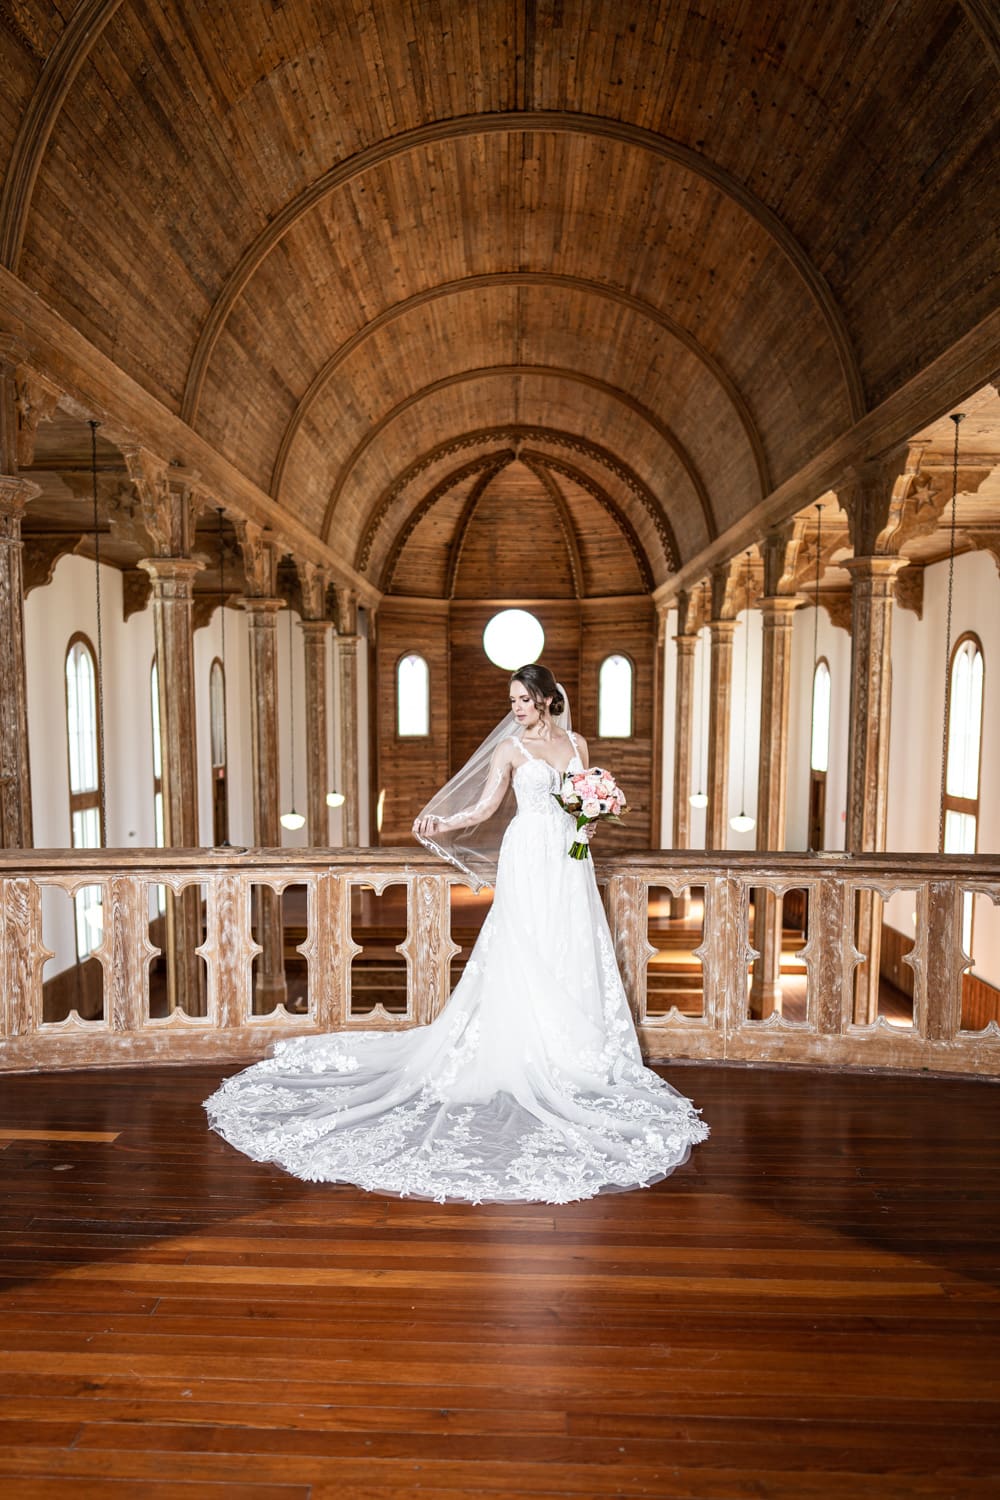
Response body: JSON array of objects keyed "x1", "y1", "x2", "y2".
[
  {"x1": 22, "y1": 532, "x2": 79, "y2": 595},
  {"x1": 119, "y1": 566, "x2": 150, "y2": 621},
  {"x1": 820, "y1": 589, "x2": 853, "y2": 634},
  {"x1": 13, "y1": 364, "x2": 61, "y2": 467},
  {"x1": 357, "y1": 425, "x2": 676, "y2": 576},
  {"x1": 0, "y1": 475, "x2": 40, "y2": 847},
  {"x1": 894, "y1": 563, "x2": 925, "y2": 618},
  {"x1": 233, "y1": 516, "x2": 278, "y2": 598}
]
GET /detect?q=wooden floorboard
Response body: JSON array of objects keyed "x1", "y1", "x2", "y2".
[{"x1": 0, "y1": 1062, "x2": 998, "y2": 1498}]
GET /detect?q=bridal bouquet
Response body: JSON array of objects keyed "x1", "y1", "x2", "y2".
[{"x1": 553, "y1": 768, "x2": 627, "y2": 860}]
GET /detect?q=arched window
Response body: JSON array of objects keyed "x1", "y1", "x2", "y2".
[
  {"x1": 150, "y1": 658, "x2": 166, "y2": 915},
  {"x1": 807, "y1": 658, "x2": 831, "y2": 851},
  {"x1": 209, "y1": 658, "x2": 229, "y2": 845},
  {"x1": 397, "y1": 653, "x2": 429, "y2": 737},
  {"x1": 64, "y1": 636, "x2": 103, "y2": 958},
  {"x1": 944, "y1": 635, "x2": 984, "y2": 953},
  {"x1": 598, "y1": 654, "x2": 633, "y2": 738}
]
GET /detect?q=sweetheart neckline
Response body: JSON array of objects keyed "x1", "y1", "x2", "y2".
[{"x1": 514, "y1": 754, "x2": 583, "y2": 779}]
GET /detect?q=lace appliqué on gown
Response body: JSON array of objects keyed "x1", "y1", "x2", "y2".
[{"x1": 205, "y1": 743, "x2": 708, "y2": 1203}]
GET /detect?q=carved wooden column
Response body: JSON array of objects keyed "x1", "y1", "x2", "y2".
[
  {"x1": 0, "y1": 475, "x2": 40, "y2": 848},
  {"x1": 668, "y1": 629, "x2": 697, "y2": 920},
  {"x1": 297, "y1": 561, "x2": 332, "y2": 848},
  {"x1": 844, "y1": 554, "x2": 908, "y2": 1021},
  {"x1": 0, "y1": 362, "x2": 58, "y2": 849},
  {"x1": 335, "y1": 589, "x2": 360, "y2": 848},
  {"x1": 749, "y1": 595, "x2": 801, "y2": 1016},
  {"x1": 650, "y1": 602, "x2": 668, "y2": 847},
  {"x1": 839, "y1": 450, "x2": 912, "y2": 1024},
  {"x1": 705, "y1": 564, "x2": 738, "y2": 851},
  {"x1": 123, "y1": 449, "x2": 205, "y2": 1014}
]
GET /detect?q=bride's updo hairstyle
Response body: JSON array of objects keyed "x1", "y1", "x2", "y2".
[{"x1": 510, "y1": 663, "x2": 565, "y2": 717}]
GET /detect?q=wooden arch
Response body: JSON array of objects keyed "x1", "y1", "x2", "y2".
[
  {"x1": 270, "y1": 271, "x2": 771, "y2": 503},
  {"x1": 365, "y1": 432, "x2": 662, "y2": 592},
  {"x1": 324, "y1": 365, "x2": 711, "y2": 547},
  {"x1": 175, "y1": 112, "x2": 867, "y2": 426}
]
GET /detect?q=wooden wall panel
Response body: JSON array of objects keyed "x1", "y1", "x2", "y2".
[
  {"x1": 447, "y1": 602, "x2": 581, "y2": 778},
  {"x1": 373, "y1": 601, "x2": 450, "y2": 846},
  {"x1": 451, "y1": 464, "x2": 576, "y2": 600}
]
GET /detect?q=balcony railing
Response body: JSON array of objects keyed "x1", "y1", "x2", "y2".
[{"x1": 1, "y1": 848, "x2": 998, "y2": 1076}]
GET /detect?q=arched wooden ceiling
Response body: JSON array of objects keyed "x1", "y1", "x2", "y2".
[{"x1": 3, "y1": 0, "x2": 997, "y2": 592}]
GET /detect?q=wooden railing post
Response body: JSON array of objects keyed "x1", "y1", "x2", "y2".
[
  {"x1": 402, "y1": 874, "x2": 458, "y2": 1025},
  {"x1": 300, "y1": 870, "x2": 351, "y2": 1031},
  {"x1": 1, "y1": 875, "x2": 45, "y2": 1038},
  {"x1": 606, "y1": 871, "x2": 653, "y2": 1024}
]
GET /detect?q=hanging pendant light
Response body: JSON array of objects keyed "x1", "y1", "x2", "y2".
[
  {"x1": 214, "y1": 508, "x2": 233, "y2": 848},
  {"x1": 89, "y1": 420, "x2": 107, "y2": 846},
  {"x1": 689, "y1": 583, "x2": 709, "y2": 808},
  {"x1": 730, "y1": 552, "x2": 756, "y2": 834},
  {"x1": 937, "y1": 412, "x2": 965, "y2": 854},
  {"x1": 280, "y1": 600, "x2": 306, "y2": 832},
  {"x1": 325, "y1": 790, "x2": 346, "y2": 808}
]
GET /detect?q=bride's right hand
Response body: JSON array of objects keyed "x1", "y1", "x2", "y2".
[{"x1": 414, "y1": 816, "x2": 440, "y2": 837}]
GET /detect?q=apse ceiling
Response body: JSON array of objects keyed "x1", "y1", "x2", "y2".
[{"x1": 2, "y1": 0, "x2": 998, "y2": 593}]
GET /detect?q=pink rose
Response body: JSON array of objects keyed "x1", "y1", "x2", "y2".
[{"x1": 582, "y1": 797, "x2": 601, "y2": 817}]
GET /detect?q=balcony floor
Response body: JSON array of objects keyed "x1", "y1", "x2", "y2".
[{"x1": 0, "y1": 1062, "x2": 997, "y2": 1497}]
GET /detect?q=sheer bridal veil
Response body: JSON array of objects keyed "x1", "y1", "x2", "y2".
[{"x1": 413, "y1": 680, "x2": 572, "y2": 890}]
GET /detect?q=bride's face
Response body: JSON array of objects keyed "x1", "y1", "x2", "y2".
[{"x1": 510, "y1": 681, "x2": 549, "y2": 728}]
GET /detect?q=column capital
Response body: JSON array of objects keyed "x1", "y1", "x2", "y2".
[
  {"x1": 756, "y1": 594, "x2": 804, "y2": 620},
  {"x1": 842, "y1": 555, "x2": 910, "y2": 585},
  {"x1": 138, "y1": 555, "x2": 204, "y2": 593},
  {"x1": 299, "y1": 617, "x2": 333, "y2": 638},
  {"x1": 238, "y1": 594, "x2": 285, "y2": 616},
  {"x1": 672, "y1": 631, "x2": 699, "y2": 653},
  {"x1": 707, "y1": 617, "x2": 738, "y2": 639},
  {"x1": 0, "y1": 474, "x2": 41, "y2": 518}
]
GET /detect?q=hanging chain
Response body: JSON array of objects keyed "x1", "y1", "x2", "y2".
[
  {"x1": 938, "y1": 412, "x2": 964, "y2": 853},
  {"x1": 90, "y1": 421, "x2": 107, "y2": 847}
]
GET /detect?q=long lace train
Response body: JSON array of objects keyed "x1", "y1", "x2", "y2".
[{"x1": 205, "y1": 742, "x2": 708, "y2": 1203}]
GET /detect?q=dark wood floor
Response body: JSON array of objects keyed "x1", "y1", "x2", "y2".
[{"x1": 0, "y1": 1062, "x2": 998, "y2": 1498}]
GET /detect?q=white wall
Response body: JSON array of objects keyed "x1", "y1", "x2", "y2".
[
  {"x1": 884, "y1": 550, "x2": 1000, "y2": 985},
  {"x1": 786, "y1": 603, "x2": 851, "y2": 852}
]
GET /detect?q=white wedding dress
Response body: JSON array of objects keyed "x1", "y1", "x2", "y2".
[{"x1": 205, "y1": 735, "x2": 708, "y2": 1203}]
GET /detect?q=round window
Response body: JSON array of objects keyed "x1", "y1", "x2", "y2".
[{"x1": 482, "y1": 609, "x2": 545, "y2": 670}]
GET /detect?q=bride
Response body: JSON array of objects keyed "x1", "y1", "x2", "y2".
[{"x1": 205, "y1": 663, "x2": 708, "y2": 1203}]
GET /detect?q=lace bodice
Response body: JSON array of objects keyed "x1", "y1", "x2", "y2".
[{"x1": 512, "y1": 740, "x2": 583, "y2": 817}]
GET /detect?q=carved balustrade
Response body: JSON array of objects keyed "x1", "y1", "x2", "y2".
[{"x1": 0, "y1": 848, "x2": 997, "y2": 1076}]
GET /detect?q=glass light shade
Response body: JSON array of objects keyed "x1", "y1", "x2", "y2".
[
  {"x1": 730, "y1": 812, "x2": 756, "y2": 833},
  {"x1": 326, "y1": 791, "x2": 345, "y2": 808},
  {"x1": 482, "y1": 608, "x2": 544, "y2": 670},
  {"x1": 280, "y1": 810, "x2": 306, "y2": 831},
  {"x1": 689, "y1": 791, "x2": 709, "y2": 809}
]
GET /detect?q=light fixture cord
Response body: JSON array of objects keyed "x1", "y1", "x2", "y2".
[
  {"x1": 217, "y1": 508, "x2": 226, "y2": 673},
  {"x1": 938, "y1": 413, "x2": 963, "y2": 853},
  {"x1": 692, "y1": 585, "x2": 707, "y2": 798},
  {"x1": 812, "y1": 502, "x2": 823, "y2": 677},
  {"x1": 739, "y1": 552, "x2": 752, "y2": 814},
  {"x1": 287, "y1": 600, "x2": 297, "y2": 810},
  {"x1": 89, "y1": 420, "x2": 107, "y2": 847}
]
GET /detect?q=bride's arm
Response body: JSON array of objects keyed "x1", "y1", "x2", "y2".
[
  {"x1": 414, "y1": 742, "x2": 515, "y2": 837},
  {"x1": 573, "y1": 733, "x2": 590, "y2": 770}
]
